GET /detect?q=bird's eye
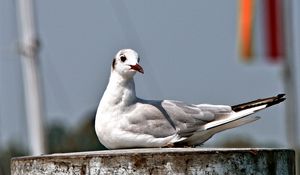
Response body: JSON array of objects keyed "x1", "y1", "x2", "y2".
[
  {"x1": 137, "y1": 57, "x2": 140, "y2": 63},
  {"x1": 120, "y1": 55, "x2": 127, "y2": 62}
]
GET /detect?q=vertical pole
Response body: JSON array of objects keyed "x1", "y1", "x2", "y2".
[
  {"x1": 282, "y1": 0, "x2": 298, "y2": 149},
  {"x1": 16, "y1": 0, "x2": 46, "y2": 155},
  {"x1": 282, "y1": 1, "x2": 299, "y2": 173}
]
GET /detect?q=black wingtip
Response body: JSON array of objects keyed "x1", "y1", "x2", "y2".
[
  {"x1": 265, "y1": 95, "x2": 286, "y2": 108},
  {"x1": 231, "y1": 94, "x2": 286, "y2": 112},
  {"x1": 277, "y1": 94, "x2": 286, "y2": 98}
]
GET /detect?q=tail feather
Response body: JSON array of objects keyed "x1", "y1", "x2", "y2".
[
  {"x1": 203, "y1": 94, "x2": 285, "y2": 131},
  {"x1": 203, "y1": 105, "x2": 265, "y2": 130},
  {"x1": 177, "y1": 116, "x2": 260, "y2": 146},
  {"x1": 231, "y1": 94, "x2": 286, "y2": 112},
  {"x1": 175, "y1": 94, "x2": 285, "y2": 146}
]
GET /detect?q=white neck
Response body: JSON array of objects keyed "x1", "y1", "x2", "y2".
[{"x1": 100, "y1": 71, "x2": 137, "y2": 108}]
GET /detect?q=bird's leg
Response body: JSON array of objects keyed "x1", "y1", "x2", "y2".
[{"x1": 163, "y1": 143, "x2": 175, "y2": 148}]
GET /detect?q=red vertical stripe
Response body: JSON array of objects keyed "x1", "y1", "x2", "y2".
[
  {"x1": 239, "y1": 0, "x2": 255, "y2": 61},
  {"x1": 264, "y1": 0, "x2": 285, "y2": 61}
]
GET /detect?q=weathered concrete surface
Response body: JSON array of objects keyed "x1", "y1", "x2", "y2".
[{"x1": 11, "y1": 148, "x2": 295, "y2": 175}]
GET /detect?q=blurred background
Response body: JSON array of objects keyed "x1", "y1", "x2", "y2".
[{"x1": 0, "y1": 0, "x2": 299, "y2": 174}]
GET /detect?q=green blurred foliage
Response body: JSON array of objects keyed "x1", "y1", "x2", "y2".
[
  {"x1": 214, "y1": 135, "x2": 281, "y2": 148},
  {"x1": 47, "y1": 111, "x2": 106, "y2": 153},
  {"x1": 0, "y1": 110, "x2": 106, "y2": 175},
  {"x1": 0, "y1": 143, "x2": 27, "y2": 175}
]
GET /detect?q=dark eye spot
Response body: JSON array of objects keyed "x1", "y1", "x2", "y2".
[
  {"x1": 137, "y1": 57, "x2": 140, "y2": 63},
  {"x1": 120, "y1": 55, "x2": 127, "y2": 62}
]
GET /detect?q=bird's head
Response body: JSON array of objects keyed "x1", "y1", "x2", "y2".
[{"x1": 111, "y1": 49, "x2": 144, "y2": 78}]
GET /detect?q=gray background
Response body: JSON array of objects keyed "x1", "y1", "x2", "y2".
[{"x1": 0, "y1": 0, "x2": 299, "y2": 149}]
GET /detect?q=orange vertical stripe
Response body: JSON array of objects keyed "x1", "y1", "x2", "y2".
[{"x1": 238, "y1": 0, "x2": 255, "y2": 61}]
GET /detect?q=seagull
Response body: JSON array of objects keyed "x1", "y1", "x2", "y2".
[{"x1": 95, "y1": 49, "x2": 286, "y2": 149}]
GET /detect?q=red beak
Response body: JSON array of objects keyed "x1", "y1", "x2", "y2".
[{"x1": 130, "y1": 64, "x2": 144, "y2": 74}]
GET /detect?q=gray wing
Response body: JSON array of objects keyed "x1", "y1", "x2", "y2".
[
  {"x1": 123, "y1": 99, "x2": 232, "y2": 140},
  {"x1": 161, "y1": 100, "x2": 232, "y2": 137}
]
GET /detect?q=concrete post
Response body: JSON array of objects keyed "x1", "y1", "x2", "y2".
[{"x1": 11, "y1": 148, "x2": 295, "y2": 175}]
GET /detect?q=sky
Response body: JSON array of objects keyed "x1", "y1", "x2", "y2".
[{"x1": 0, "y1": 0, "x2": 299, "y2": 150}]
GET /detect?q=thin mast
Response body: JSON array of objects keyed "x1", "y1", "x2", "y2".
[{"x1": 16, "y1": 0, "x2": 46, "y2": 155}]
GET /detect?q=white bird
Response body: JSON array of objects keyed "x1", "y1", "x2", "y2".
[{"x1": 95, "y1": 49, "x2": 285, "y2": 149}]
